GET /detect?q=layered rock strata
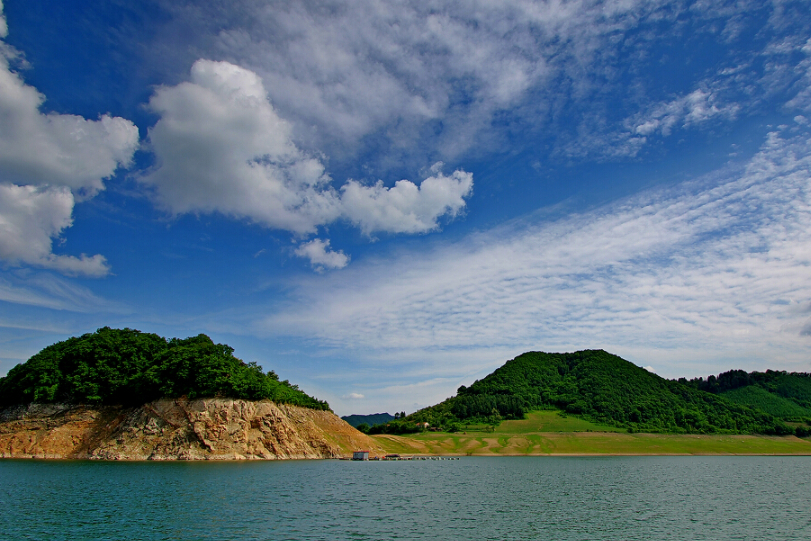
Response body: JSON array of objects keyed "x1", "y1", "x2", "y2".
[{"x1": 0, "y1": 399, "x2": 381, "y2": 460}]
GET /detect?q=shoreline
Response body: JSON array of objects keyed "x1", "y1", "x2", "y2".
[
  {"x1": 3, "y1": 448, "x2": 811, "y2": 461},
  {"x1": 4, "y1": 430, "x2": 811, "y2": 461},
  {"x1": 3, "y1": 403, "x2": 809, "y2": 460},
  {"x1": 372, "y1": 431, "x2": 811, "y2": 457}
]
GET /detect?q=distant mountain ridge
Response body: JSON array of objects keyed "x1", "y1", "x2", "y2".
[
  {"x1": 406, "y1": 350, "x2": 810, "y2": 436},
  {"x1": 341, "y1": 413, "x2": 395, "y2": 428}
]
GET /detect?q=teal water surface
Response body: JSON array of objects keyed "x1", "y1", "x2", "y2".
[{"x1": 1, "y1": 456, "x2": 810, "y2": 540}]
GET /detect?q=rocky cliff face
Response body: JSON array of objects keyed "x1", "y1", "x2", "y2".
[{"x1": 0, "y1": 399, "x2": 382, "y2": 460}]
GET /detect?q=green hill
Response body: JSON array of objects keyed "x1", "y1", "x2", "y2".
[
  {"x1": 0, "y1": 327, "x2": 329, "y2": 410},
  {"x1": 405, "y1": 350, "x2": 795, "y2": 435}
]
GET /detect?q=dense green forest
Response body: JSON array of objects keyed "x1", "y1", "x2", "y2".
[
  {"x1": 400, "y1": 350, "x2": 807, "y2": 436},
  {"x1": 0, "y1": 327, "x2": 329, "y2": 410}
]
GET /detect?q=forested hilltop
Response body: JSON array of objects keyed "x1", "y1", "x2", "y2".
[
  {"x1": 0, "y1": 327, "x2": 329, "y2": 410},
  {"x1": 379, "y1": 350, "x2": 810, "y2": 436}
]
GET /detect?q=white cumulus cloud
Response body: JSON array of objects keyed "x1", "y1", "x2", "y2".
[
  {"x1": 143, "y1": 60, "x2": 473, "y2": 246},
  {"x1": 0, "y1": 184, "x2": 109, "y2": 277},
  {"x1": 143, "y1": 59, "x2": 340, "y2": 234},
  {"x1": 295, "y1": 238, "x2": 349, "y2": 271},
  {"x1": 341, "y1": 167, "x2": 473, "y2": 236},
  {"x1": 0, "y1": 50, "x2": 138, "y2": 194},
  {"x1": 0, "y1": 5, "x2": 138, "y2": 276}
]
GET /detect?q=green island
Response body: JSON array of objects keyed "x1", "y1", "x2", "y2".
[{"x1": 0, "y1": 327, "x2": 329, "y2": 410}]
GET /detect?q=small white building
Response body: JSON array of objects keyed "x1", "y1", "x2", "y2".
[{"x1": 352, "y1": 450, "x2": 370, "y2": 460}]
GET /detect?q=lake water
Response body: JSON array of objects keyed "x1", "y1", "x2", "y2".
[{"x1": 2, "y1": 456, "x2": 810, "y2": 540}]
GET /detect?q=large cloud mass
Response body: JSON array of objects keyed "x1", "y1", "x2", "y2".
[
  {"x1": 0, "y1": 3, "x2": 139, "y2": 276},
  {"x1": 144, "y1": 59, "x2": 337, "y2": 234},
  {"x1": 0, "y1": 55, "x2": 138, "y2": 193},
  {"x1": 142, "y1": 60, "x2": 473, "y2": 238}
]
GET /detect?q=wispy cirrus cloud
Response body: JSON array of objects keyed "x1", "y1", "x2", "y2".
[
  {"x1": 153, "y1": 0, "x2": 673, "y2": 166},
  {"x1": 261, "y1": 129, "x2": 811, "y2": 378},
  {"x1": 0, "y1": 271, "x2": 125, "y2": 313},
  {"x1": 148, "y1": 0, "x2": 811, "y2": 171},
  {"x1": 566, "y1": 86, "x2": 742, "y2": 160},
  {"x1": 630, "y1": 89, "x2": 740, "y2": 138}
]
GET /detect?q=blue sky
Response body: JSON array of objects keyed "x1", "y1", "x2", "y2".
[{"x1": 1, "y1": 0, "x2": 810, "y2": 415}]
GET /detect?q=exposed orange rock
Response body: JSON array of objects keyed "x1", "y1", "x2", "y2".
[{"x1": 0, "y1": 399, "x2": 383, "y2": 460}]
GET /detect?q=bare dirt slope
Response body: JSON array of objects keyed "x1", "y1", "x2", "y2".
[{"x1": 0, "y1": 399, "x2": 383, "y2": 460}]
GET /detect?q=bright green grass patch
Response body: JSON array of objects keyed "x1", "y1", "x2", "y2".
[
  {"x1": 448, "y1": 410, "x2": 625, "y2": 433},
  {"x1": 721, "y1": 386, "x2": 811, "y2": 419},
  {"x1": 371, "y1": 409, "x2": 811, "y2": 456},
  {"x1": 496, "y1": 410, "x2": 626, "y2": 433}
]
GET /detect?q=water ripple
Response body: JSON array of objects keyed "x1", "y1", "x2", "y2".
[{"x1": 1, "y1": 457, "x2": 810, "y2": 540}]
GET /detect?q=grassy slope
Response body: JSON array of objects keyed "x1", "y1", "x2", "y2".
[
  {"x1": 373, "y1": 411, "x2": 811, "y2": 456},
  {"x1": 721, "y1": 386, "x2": 811, "y2": 419}
]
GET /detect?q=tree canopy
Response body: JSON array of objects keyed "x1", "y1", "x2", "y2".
[{"x1": 0, "y1": 327, "x2": 329, "y2": 410}]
